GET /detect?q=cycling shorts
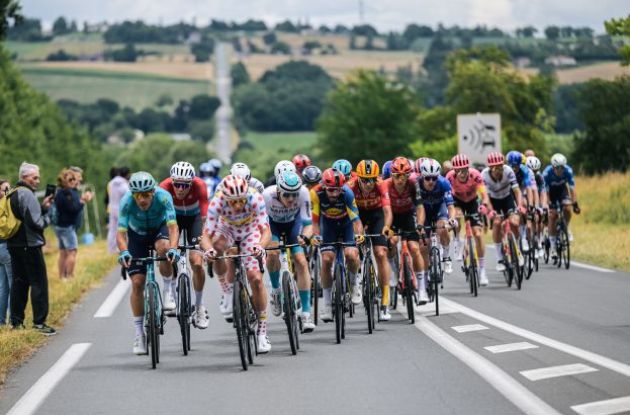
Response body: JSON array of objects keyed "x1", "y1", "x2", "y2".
[
  {"x1": 320, "y1": 218, "x2": 355, "y2": 253},
  {"x1": 490, "y1": 195, "x2": 516, "y2": 217},
  {"x1": 422, "y1": 202, "x2": 449, "y2": 227},
  {"x1": 359, "y1": 209, "x2": 387, "y2": 247},
  {"x1": 392, "y1": 211, "x2": 419, "y2": 241},
  {"x1": 453, "y1": 197, "x2": 481, "y2": 227},
  {"x1": 270, "y1": 218, "x2": 305, "y2": 255},
  {"x1": 127, "y1": 223, "x2": 169, "y2": 276},
  {"x1": 211, "y1": 217, "x2": 265, "y2": 272},
  {"x1": 176, "y1": 214, "x2": 202, "y2": 245}
]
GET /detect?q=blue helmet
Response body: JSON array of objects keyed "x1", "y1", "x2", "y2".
[
  {"x1": 332, "y1": 159, "x2": 352, "y2": 179},
  {"x1": 506, "y1": 151, "x2": 523, "y2": 167},
  {"x1": 382, "y1": 160, "x2": 393, "y2": 179},
  {"x1": 277, "y1": 171, "x2": 302, "y2": 192}
]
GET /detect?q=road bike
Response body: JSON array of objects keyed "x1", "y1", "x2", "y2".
[
  {"x1": 551, "y1": 203, "x2": 571, "y2": 270},
  {"x1": 307, "y1": 243, "x2": 321, "y2": 325},
  {"x1": 458, "y1": 213, "x2": 480, "y2": 297},
  {"x1": 172, "y1": 237, "x2": 198, "y2": 356},
  {"x1": 321, "y1": 241, "x2": 356, "y2": 344},
  {"x1": 359, "y1": 234, "x2": 382, "y2": 333},
  {"x1": 391, "y1": 231, "x2": 417, "y2": 323},
  {"x1": 420, "y1": 224, "x2": 453, "y2": 316},
  {"x1": 496, "y1": 213, "x2": 525, "y2": 290}
]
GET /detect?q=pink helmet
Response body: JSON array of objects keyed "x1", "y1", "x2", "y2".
[
  {"x1": 414, "y1": 157, "x2": 428, "y2": 174},
  {"x1": 487, "y1": 152, "x2": 505, "y2": 167},
  {"x1": 221, "y1": 175, "x2": 248, "y2": 199},
  {"x1": 451, "y1": 154, "x2": 470, "y2": 169}
]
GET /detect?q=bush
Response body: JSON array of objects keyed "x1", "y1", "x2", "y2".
[{"x1": 46, "y1": 49, "x2": 78, "y2": 61}]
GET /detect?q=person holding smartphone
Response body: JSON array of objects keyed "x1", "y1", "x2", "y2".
[{"x1": 0, "y1": 178, "x2": 12, "y2": 326}]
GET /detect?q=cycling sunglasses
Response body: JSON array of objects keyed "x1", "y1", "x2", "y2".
[
  {"x1": 173, "y1": 181, "x2": 191, "y2": 189},
  {"x1": 423, "y1": 176, "x2": 438, "y2": 182},
  {"x1": 456, "y1": 168, "x2": 469, "y2": 174},
  {"x1": 227, "y1": 197, "x2": 247, "y2": 206},
  {"x1": 132, "y1": 191, "x2": 154, "y2": 200},
  {"x1": 281, "y1": 192, "x2": 299, "y2": 199},
  {"x1": 392, "y1": 173, "x2": 409, "y2": 180},
  {"x1": 359, "y1": 177, "x2": 377, "y2": 184},
  {"x1": 325, "y1": 187, "x2": 342, "y2": 194}
]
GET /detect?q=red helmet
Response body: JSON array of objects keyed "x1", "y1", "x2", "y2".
[
  {"x1": 292, "y1": 154, "x2": 311, "y2": 172},
  {"x1": 487, "y1": 152, "x2": 505, "y2": 167},
  {"x1": 321, "y1": 168, "x2": 345, "y2": 188},
  {"x1": 414, "y1": 157, "x2": 428, "y2": 174},
  {"x1": 451, "y1": 154, "x2": 470, "y2": 169},
  {"x1": 391, "y1": 157, "x2": 412, "y2": 174}
]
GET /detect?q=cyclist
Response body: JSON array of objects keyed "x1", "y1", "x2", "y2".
[
  {"x1": 199, "y1": 160, "x2": 222, "y2": 199},
  {"x1": 264, "y1": 171, "x2": 315, "y2": 331},
  {"x1": 348, "y1": 160, "x2": 393, "y2": 321},
  {"x1": 481, "y1": 152, "x2": 525, "y2": 272},
  {"x1": 292, "y1": 154, "x2": 312, "y2": 174},
  {"x1": 446, "y1": 154, "x2": 491, "y2": 285},
  {"x1": 302, "y1": 165, "x2": 322, "y2": 190},
  {"x1": 159, "y1": 162, "x2": 209, "y2": 328},
  {"x1": 507, "y1": 151, "x2": 537, "y2": 253},
  {"x1": 201, "y1": 175, "x2": 273, "y2": 353},
  {"x1": 265, "y1": 160, "x2": 297, "y2": 187},
  {"x1": 385, "y1": 157, "x2": 427, "y2": 304},
  {"x1": 415, "y1": 159, "x2": 457, "y2": 276},
  {"x1": 311, "y1": 168, "x2": 364, "y2": 321},
  {"x1": 442, "y1": 160, "x2": 453, "y2": 177},
  {"x1": 117, "y1": 172, "x2": 180, "y2": 355},
  {"x1": 381, "y1": 160, "x2": 393, "y2": 180},
  {"x1": 332, "y1": 159, "x2": 357, "y2": 182},
  {"x1": 541, "y1": 153, "x2": 580, "y2": 259},
  {"x1": 527, "y1": 156, "x2": 545, "y2": 258},
  {"x1": 229, "y1": 162, "x2": 265, "y2": 194}
]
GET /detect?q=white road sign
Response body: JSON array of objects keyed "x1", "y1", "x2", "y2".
[{"x1": 457, "y1": 113, "x2": 501, "y2": 165}]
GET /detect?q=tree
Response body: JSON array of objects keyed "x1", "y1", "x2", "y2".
[
  {"x1": 605, "y1": 14, "x2": 630, "y2": 65},
  {"x1": 316, "y1": 70, "x2": 421, "y2": 164},
  {"x1": 275, "y1": 20, "x2": 298, "y2": 33},
  {"x1": 191, "y1": 36, "x2": 214, "y2": 62},
  {"x1": 105, "y1": 43, "x2": 140, "y2": 62},
  {"x1": 188, "y1": 94, "x2": 220, "y2": 120},
  {"x1": 262, "y1": 31, "x2": 276, "y2": 45},
  {"x1": 155, "y1": 94, "x2": 173, "y2": 107},
  {"x1": 0, "y1": 0, "x2": 21, "y2": 40},
  {"x1": 46, "y1": 49, "x2": 77, "y2": 61},
  {"x1": 6, "y1": 17, "x2": 45, "y2": 41},
  {"x1": 352, "y1": 24, "x2": 378, "y2": 37},
  {"x1": 544, "y1": 26, "x2": 560, "y2": 40},
  {"x1": 52, "y1": 16, "x2": 69, "y2": 36},
  {"x1": 403, "y1": 24, "x2": 434, "y2": 44},
  {"x1": 230, "y1": 62, "x2": 250, "y2": 87},
  {"x1": 270, "y1": 41, "x2": 291, "y2": 55}
]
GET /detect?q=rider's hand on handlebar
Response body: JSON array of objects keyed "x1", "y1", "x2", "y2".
[
  {"x1": 487, "y1": 210, "x2": 497, "y2": 220},
  {"x1": 298, "y1": 234, "x2": 310, "y2": 246},
  {"x1": 573, "y1": 201, "x2": 581, "y2": 214},
  {"x1": 354, "y1": 234, "x2": 365, "y2": 245},
  {"x1": 382, "y1": 226, "x2": 394, "y2": 238},
  {"x1": 310, "y1": 235, "x2": 322, "y2": 246},
  {"x1": 478, "y1": 204, "x2": 488, "y2": 216},
  {"x1": 252, "y1": 245, "x2": 265, "y2": 258},
  {"x1": 448, "y1": 217, "x2": 459, "y2": 230},
  {"x1": 166, "y1": 248, "x2": 180, "y2": 263},
  {"x1": 203, "y1": 248, "x2": 217, "y2": 261},
  {"x1": 518, "y1": 205, "x2": 527, "y2": 215},
  {"x1": 118, "y1": 250, "x2": 132, "y2": 268}
]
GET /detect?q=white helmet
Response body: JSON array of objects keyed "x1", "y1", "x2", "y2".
[
  {"x1": 526, "y1": 156, "x2": 541, "y2": 171},
  {"x1": 551, "y1": 153, "x2": 567, "y2": 168},
  {"x1": 221, "y1": 175, "x2": 249, "y2": 200},
  {"x1": 274, "y1": 160, "x2": 296, "y2": 178},
  {"x1": 420, "y1": 158, "x2": 441, "y2": 177},
  {"x1": 230, "y1": 162, "x2": 251, "y2": 181},
  {"x1": 277, "y1": 171, "x2": 302, "y2": 193},
  {"x1": 170, "y1": 161, "x2": 195, "y2": 181}
]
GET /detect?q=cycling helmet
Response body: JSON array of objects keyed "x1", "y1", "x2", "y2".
[
  {"x1": 230, "y1": 162, "x2": 251, "y2": 181},
  {"x1": 551, "y1": 153, "x2": 567, "y2": 168},
  {"x1": 420, "y1": 158, "x2": 441, "y2": 177},
  {"x1": 506, "y1": 151, "x2": 523, "y2": 167},
  {"x1": 199, "y1": 162, "x2": 212, "y2": 175},
  {"x1": 451, "y1": 154, "x2": 470, "y2": 169},
  {"x1": 332, "y1": 159, "x2": 352, "y2": 178},
  {"x1": 526, "y1": 156, "x2": 541, "y2": 171},
  {"x1": 129, "y1": 171, "x2": 156, "y2": 193},
  {"x1": 414, "y1": 157, "x2": 428, "y2": 173},
  {"x1": 277, "y1": 171, "x2": 302, "y2": 192},
  {"x1": 408, "y1": 158, "x2": 416, "y2": 173},
  {"x1": 274, "y1": 160, "x2": 296, "y2": 177},
  {"x1": 209, "y1": 158, "x2": 222, "y2": 171},
  {"x1": 221, "y1": 175, "x2": 249, "y2": 199},
  {"x1": 321, "y1": 168, "x2": 345, "y2": 188},
  {"x1": 302, "y1": 165, "x2": 322, "y2": 185},
  {"x1": 356, "y1": 160, "x2": 379, "y2": 179},
  {"x1": 442, "y1": 160, "x2": 453, "y2": 173},
  {"x1": 292, "y1": 154, "x2": 311, "y2": 172},
  {"x1": 391, "y1": 157, "x2": 412, "y2": 174},
  {"x1": 382, "y1": 160, "x2": 393, "y2": 179},
  {"x1": 170, "y1": 161, "x2": 195, "y2": 182},
  {"x1": 487, "y1": 152, "x2": 505, "y2": 167}
]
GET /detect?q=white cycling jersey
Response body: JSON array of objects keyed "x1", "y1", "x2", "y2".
[
  {"x1": 482, "y1": 165, "x2": 518, "y2": 199},
  {"x1": 263, "y1": 185, "x2": 312, "y2": 224}
]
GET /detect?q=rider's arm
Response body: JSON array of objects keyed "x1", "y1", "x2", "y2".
[
  {"x1": 566, "y1": 167, "x2": 577, "y2": 204},
  {"x1": 161, "y1": 192, "x2": 179, "y2": 250},
  {"x1": 344, "y1": 188, "x2": 360, "y2": 222},
  {"x1": 167, "y1": 222, "x2": 179, "y2": 250},
  {"x1": 204, "y1": 194, "x2": 222, "y2": 236},
  {"x1": 378, "y1": 180, "x2": 393, "y2": 228},
  {"x1": 197, "y1": 177, "x2": 209, "y2": 222},
  {"x1": 506, "y1": 169, "x2": 523, "y2": 207},
  {"x1": 310, "y1": 188, "x2": 320, "y2": 227}
]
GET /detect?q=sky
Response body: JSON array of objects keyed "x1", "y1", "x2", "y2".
[{"x1": 20, "y1": 0, "x2": 629, "y2": 33}]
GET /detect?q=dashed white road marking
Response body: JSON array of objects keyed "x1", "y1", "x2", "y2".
[
  {"x1": 484, "y1": 342, "x2": 539, "y2": 354},
  {"x1": 451, "y1": 323, "x2": 489, "y2": 333},
  {"x1": 7, "y1": 343, "x2": 92, "y2": 415},
  {"x1": 520, "y1": 363, "x2": 598, "y2": 381},
  {"x1": 571, "y1": 396, "x2": 630, "y2": 415},
  {"x1": 94, "y1": 278, "x2": 130, "y2": 318}
]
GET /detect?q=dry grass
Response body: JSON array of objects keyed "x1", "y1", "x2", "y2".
[
  {"x1": 0, "y1": 239, "x2": 116, "y2": 386},
  {"x1": 519, "y1": 62, "x2": 630, "y2": 84}
]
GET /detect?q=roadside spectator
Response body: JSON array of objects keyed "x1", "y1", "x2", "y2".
[
  {"x1": 53, "y1": 168, "x2": 93, "y2": 280},
  {"x1": 106, "y1": 167, "x2": 130, "y2": 253},
  {"x1": 68, "y1": 166, "x2": 85, "y2": 231},
  {"x1": 7, "y1": 162, "x2": 56, "y2": 335},
  {"x1": 0, "y1": 179, "x2": 12, "y2": 326},
  {"x1": 104, "y1": 167, "x2": 119, "y2": 225}
]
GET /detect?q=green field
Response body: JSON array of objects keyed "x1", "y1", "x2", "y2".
[{"x1": 19, "y1": 66, "x2": 209, "y2": 109}]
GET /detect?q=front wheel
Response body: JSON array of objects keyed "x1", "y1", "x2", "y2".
[
  {"x1": 363, "y1": 258, "x2": 374, "y2": 334},
  {"x1": 147, "y1": 283, "x2": 159, "y2": 369},
  {"x1": 282, "y1": 271, "x2": 298, "y2": 355},
  {"x1": 333, "y1": 262, "x2": 343, "y2": 344},
  {"x1": 233, "y1": 280, "x2": 248, "y2": 371},
  {"x1": 177, "y1": 274, "x2": 191, "y2": 355},
  {"x1": 468, "y1": 237, "x2": 478, "y2": 297},
  {"x1": 430, "y1": 248, "x2": 441, "y2": 316},
  {"x1": 403, "y1": 258, "x2": 415, "y2": 324}
]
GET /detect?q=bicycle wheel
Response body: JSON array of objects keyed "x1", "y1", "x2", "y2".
[
  {"x1": 430, "y1": 248, "x2": 440, "y2": 316},
  {"x1": 147, "y1": 283, "x2": 159, "y2": 369},
  {"x1": 247, "y1": 300, "x2": 256, "y2": 363},
  {"x1": 233, "y1": 280, "x2": 248, "y2": 370},
  {"x1": 403, "y1": 258, "x2": 415, "y2": 324},
  {"x1": 543, "y1": 229, "x2": 550, "y2": 264},
  {"x1": 509, "y1": 235, "x2": 523, "y2": 290},
  {"x1": 468, "y1": 237, "x2": 478, "y2": 297},
  {"x1": 177, "y1": 274, "x2": 191, "y2": 355},
  {"x1": 559, "y1": 225, "x2": 571, "y2": 270},
  {"x1": 362, "y1": 258, "x2": 374, "y2": 334},
  {"x1": 369, "y1": 261, "x2": 378, "y2": 330},
  {"x1": 311, "y1": 250, "x2": 319, "y2": 326},
  {"x1": 333, "y1": 261, "x2": 343, "y2": 344},
  {"x1": 282, "y1": 271, "x2": 298, "y2": 355}
]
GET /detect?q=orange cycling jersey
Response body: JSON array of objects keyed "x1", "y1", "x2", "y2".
[{"x1": 347, "y1": 178, "x2": 390, "y2": 211}]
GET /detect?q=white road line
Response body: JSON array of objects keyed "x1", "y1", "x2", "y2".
[
  {"x1": 571, "y1": 396, "x2": 630, "y2": 415},
  {"x1": 7, "y1": 343, "x2": 92, "y2": 415},
  {"x1": 485, "y1": 342, "x2": 539, "y2": 354},
  {"x1": 395, "y1": 307, "x2": 561, "y2": 415},
  {"x1": 572, "y1": 262, "x2": 615, "y2": 274},
  {"x1": 520, "y1": 363, "x2": 598, "y2": 381},
  {"x1": 94, "y1": 278, "x2": 130, "y2": 318},
  {"x1": 441, "y1": 297, "x2": 630, "y2": 378},
  {"x1": 452, "y1": 324, "x2": 489, "y2": 333}
]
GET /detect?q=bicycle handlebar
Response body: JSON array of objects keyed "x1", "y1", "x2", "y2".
[
  {"x1": 178, "y1": 244, "x2": 200, "y2": 251},
  {"x1": 120, "y1": 256, "x2": 168, "y2": 280},
  {"x1": 265, "y1": 243, "x2": 303, "y2": 251}
]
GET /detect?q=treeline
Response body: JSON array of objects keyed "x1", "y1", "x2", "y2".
[{"x1": 57, "y1": 93, "x2": 220, "y2": 142}]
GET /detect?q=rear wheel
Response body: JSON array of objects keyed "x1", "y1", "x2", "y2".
[
  {"x1": 233, "y1": 280, "x2": 248, "y2": 371},
  {"x1": 310, "y1": 249, "x2": 320, "y2": 326},
  {"x1": 334, "y1": 262, "x2": 343, "y2": 344},
  {"x1": 363, "y1": 258, "x2": 374, "y2": 334},
  {"x1": 468, "y1": 237, "x2": 478, "y2": 297},
  {"x1": 509, "y1": 235, "x2": 523, "y2": 290},
  {"x1": 430, "y1": 248, "x2": 440, "y2": 316},
  {"x1": 559, "y1": 222, "x2": 570, "y2": 270},
  {"x1": 147, "y1": 283, "x2": 159, "y2": 369},
  {"x1": 282, "y1": 271, "x2": 298, "y2": 355}
]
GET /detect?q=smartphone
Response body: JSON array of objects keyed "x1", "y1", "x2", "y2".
[{"x1": 45, "y1": 184, "x2": 56, "y2": 198}]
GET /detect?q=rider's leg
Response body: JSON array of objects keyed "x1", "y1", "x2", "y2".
[
  {"x1": 374, "y1": 245, "x2": 391, "y2": 307},
  {"x1": 293, "y1": 250, "x2": 311, "y2": 313}
]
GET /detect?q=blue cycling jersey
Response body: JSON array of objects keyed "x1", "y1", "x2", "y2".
[
  {"x1": 513, "y1": 165, "x2": 532, "y2": 189},
  {"x1": 542, "y1": 165, "x2": 575, "y2": 192},
  {"x1": 118, "y1": 187, "x2": 177, "y2": 235},
  {"x1": 415, "y1": 176, "x2": 454, "y2": 207},
  {"x1": 204, "y1": 176, "x2": 222, "y2": 199}
]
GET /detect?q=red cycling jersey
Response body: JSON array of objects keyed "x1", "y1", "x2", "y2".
[
  {"x1": 347, "y1": 178, "x2": 391, "y2": 211},
  {"x1": 385, "y1": 177, "x2": 417, "y2": 214},
  {"x1": 159, "y1": 176, "x2": 208, "y2": 218}
]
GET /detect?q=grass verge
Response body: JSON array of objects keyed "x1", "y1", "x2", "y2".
[{"x1": 0, "y1": 239, "x2": 116, "y2": 386}]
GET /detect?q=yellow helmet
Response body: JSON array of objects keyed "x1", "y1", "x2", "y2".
[{"x1": 356, "y1": 159, "x2": 380, "y2": 179}]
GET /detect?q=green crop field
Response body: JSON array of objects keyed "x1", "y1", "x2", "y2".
[{"x1": 19, "y1": 65, "x2": 209, "y2": 109}]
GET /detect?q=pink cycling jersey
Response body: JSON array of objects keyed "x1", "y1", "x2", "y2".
[
  {"x1": 446, "y1": 168, "x2": 484, "y2": 203},
  {"x1": 205, "y1": 188, "x2": 269, "y2": 272}
]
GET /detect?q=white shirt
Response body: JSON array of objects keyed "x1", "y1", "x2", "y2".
[
  {"x1": 481, "y1": 166, "x2": 518, "y2": 199},
  {"x1": 263, "y1": 185, "x2": 312, "y2": 224}
]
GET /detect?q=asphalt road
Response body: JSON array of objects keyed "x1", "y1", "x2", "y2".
[{"x1": 1, "y1": 248, "x2": 629, "y2": 415}]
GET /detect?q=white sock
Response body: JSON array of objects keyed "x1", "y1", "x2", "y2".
[
  {"x1": 442, "y1": 244, "x2": 450, "y2": 259},
  {"x1": 323, "y1": 288, "x2": 332, "y2": 306},
  {"x1": 195, "y1": 290, "x2": 203, "y2": 308},
  {"x1": 162, "y1": 277, "x2": 172, "y2": 294},
  {"x1": 415, "y1": 271, "x2": 426, "y2": 291},
  {"x1": 495, "y1": 243, "x2": 504, "y2": 260},
  {"x1": 171, "y1": 278, "x2": 178, "y2": 292},
  {"x1": 133, "y1": 316, "x2": 143, "y2": 337}
]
